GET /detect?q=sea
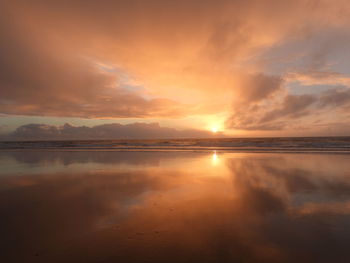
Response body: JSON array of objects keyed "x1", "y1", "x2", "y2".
[{"x1": 1, "y1": 136, "x2": 350, "y2": 152}]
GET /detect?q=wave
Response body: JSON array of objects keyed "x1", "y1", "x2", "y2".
[{"x1": 1, "y1": 137, "x2": 350, "y2": 152}]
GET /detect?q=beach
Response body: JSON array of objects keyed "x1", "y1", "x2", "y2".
[
  {"x1": 1, "y1": 142, "x2": 350, "y2": 263},
  {"x1": 3, "y1": 0, "x2": 350, "y2": 261}
]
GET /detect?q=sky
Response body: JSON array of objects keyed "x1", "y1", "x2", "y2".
[{"x1": 1, "y1": 0, "x2": 350, "y2": 139}]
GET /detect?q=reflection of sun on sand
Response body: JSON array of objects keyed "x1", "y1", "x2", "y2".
[{"x1": 211, "y1": 150, "x2": 219, "y2": 165}]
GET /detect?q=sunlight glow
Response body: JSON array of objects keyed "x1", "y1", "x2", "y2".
[
  {"x1": 211, "y1": 150, "x2": 219, "y2": 165},
  {"x1": 211, "y1": 127, "x2": 219, "y2": 133}
]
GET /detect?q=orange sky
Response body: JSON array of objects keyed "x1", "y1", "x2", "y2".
[{"x1": 2, "y1": 0, "x2": 350, "y2": 138}]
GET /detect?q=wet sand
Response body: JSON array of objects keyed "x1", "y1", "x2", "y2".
[{"x1": 1, "y1": 151, "x2": 350, "y2": 263}]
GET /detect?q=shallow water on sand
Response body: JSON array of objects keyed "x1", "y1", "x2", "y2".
[{"x1": 1, "y1": 151, "x2": 350, "y2": 263}]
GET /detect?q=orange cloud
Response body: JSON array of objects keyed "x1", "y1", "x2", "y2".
[{"x1": 2, "y1": 0, "x2": 350, "y2": 134}]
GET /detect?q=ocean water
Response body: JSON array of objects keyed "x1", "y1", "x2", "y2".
[
  {"x1": 1, "y1": 139, "x2": 350, "y2": 262},
  {"x1": 1, "y1": 136, "x2": 350, "y2": 152}
]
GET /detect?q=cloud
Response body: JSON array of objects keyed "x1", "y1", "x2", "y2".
[
  {"x1": 226, "y1": 88, "x2": 350, "y2": 131},
  {"x1": 0, "y1": 6, "x2": 189, "y2": 118},
  {"x1": 287, "y1": 71, "x2": 350, "y2": 87},
  {"x1": 3, "y1": 122, "x2": 218, "y2": 140},
  {"x1": 259, "y1": 94, "x2": 317, "y2": 123},
  {"x1": 235, "y1": 74, "x2": 284, "y2": 104},
  {"x1": 2, "y1": 0, "x2": 350, "y2": 135},
  {"x1": 319, "y1": 88, "x2": 350, "y2": 107}
]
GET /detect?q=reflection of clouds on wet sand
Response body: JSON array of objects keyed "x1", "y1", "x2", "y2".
[
  {"x1": 0, "y1": 151, "x2": 211, "y2": 176},
  {"x1": 1, "y1": 152, "x2": 350, "y2": 262}
]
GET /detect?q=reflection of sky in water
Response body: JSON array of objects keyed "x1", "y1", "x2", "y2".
[{"x1": 1, "y1": 151, "x2": 350, "y2": 263}]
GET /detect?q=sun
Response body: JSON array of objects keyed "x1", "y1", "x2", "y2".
[{"x1": 211, "y1": 126, "x2": 219, "y2": 133}]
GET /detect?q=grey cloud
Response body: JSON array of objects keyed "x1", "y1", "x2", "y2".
[
  {"x1": 259, "y1": 94, "x2": 317, "y2": 123},
  {"x1": 227, "y1": 88, "x2": 350, "y2": 131},
  {"x1": 319, "y1": 88, "x2": 350, "y2": 107},
  {"x1": 237, "y1": 74, "x2": 283, "y2": 103},
  {"x1": 287, "y1": 70, "x2": 350, "y2": 87},
  {"x1": 3, "y1": 122, "x2": 217, "y2": 140},
  {"x1": 225, "y1": 73, "x2": 285, "y2": 130}
]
